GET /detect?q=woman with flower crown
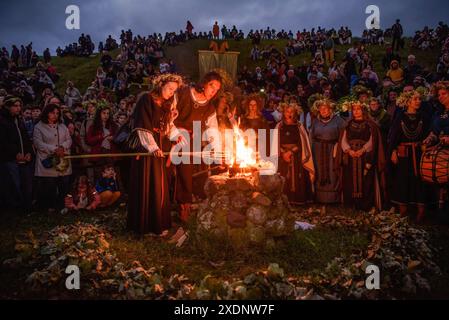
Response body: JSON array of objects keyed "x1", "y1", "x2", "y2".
[
  {"x1": 309, "y1": 97, "x2": 347, "y2": 204},
  {"x1": 335, "y1": 100, "x2": 386, "y2": 211},
  {"x1": 276, "y1": 102, "x2": 315, "y2": 205},
  {"x1": 388, "y1": 89, "x2": 431, "y2": 223},
  {"x1": 127, "y1": 74, "x2": 184, "y2": 236}
]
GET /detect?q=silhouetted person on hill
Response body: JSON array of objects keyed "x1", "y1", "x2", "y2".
[{"x1": 391, "y1": 19, "x2": 404, "y2": 52}]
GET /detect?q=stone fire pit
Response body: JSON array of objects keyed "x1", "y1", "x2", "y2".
[{"x1": 196, "y1": 172, "x2": 295, "y2": 248}]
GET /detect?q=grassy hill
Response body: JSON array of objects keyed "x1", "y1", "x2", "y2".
[
  {"x1": 45, "y1": 38, "x2": 440, "y2": 95},
  {"x1": 165, "y1": 38, "x2": 440, "y2": 80},
  {"x1": 35, "y1": 49, "x2": 119, "y2": 96}
]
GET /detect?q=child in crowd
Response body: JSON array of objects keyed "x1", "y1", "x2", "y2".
[
  {"x1": 63, "y1": 175, "x2": 100, "y2": 213},
  {"x1": 95, "y1": 164, "x2": 121, "y2": 208}
]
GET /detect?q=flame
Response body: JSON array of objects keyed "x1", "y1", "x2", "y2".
[
  {"x1": 232, "y1": 122, "x2": 257, "y2": 169},
  {"x1": 225, "y1": 119, "x2": 276, "y2": 176}
]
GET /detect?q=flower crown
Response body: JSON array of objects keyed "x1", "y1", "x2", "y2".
[
  {"x1": 96, "y1": 99, "x2": 111, "y2": 111},
  {"x1": 351, "y1": 85, "x2": 373, "y2": 98},
  {"x1": 279, "y1": 102, "x2": 303, "y2": 115},
  {"x1": 151, "y1": 73, "x2": 184, "y2": 89},
  {"x1": 82, "y1": 99, "x2": 97, "y2": 110},
  {"x1": 431, "y1": 81, "x2": 449, "y2": 98},
  {"x1": 310, "y1": 96, "x2": 335, "y2": 115},
  {"x1": 396, "y1": 87, "x2": 429, "y2": 108},
  {"x1": 336, "y1": 97, "x2": 369, "y2": 113},
  {"x1": 308, "y1": 93, "x2": 325, "y2": 110}
]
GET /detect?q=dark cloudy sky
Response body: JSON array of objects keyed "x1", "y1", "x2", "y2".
[{"x1": 1, "y1": 0, "x2": 448, "y2": 54}]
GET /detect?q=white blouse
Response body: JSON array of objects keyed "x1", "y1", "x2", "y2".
[{"x1": 33, "y1": 121, "x2": 72, "y2": 177}]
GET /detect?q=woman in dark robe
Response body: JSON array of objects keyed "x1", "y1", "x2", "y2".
[
  {"x1": 174, "y1": 71, "x2": 222, "y2": 222},
  {"x1": 127, "y1": 74, "x2": 183, "y2": 236},
  {"x1": 240, "y1": 94, "x2": 270, "y2": 131},
  {"x1": 336, "y1": 100, "x2": 386, "y2": 211},
  {"x1": 369, "y1": 97, "x2": 393, "y2": 205},
  {"x1": 216, "y1": 91, "x2": 236, "y2": 131},
  {"x1": 369, "y1": 97, "x2": 391, "y2": 146},
  {"x1": 310, "y1": 98, "x2": 347, "y2": 204},
  {"x1": 388, "y1": 90, "x2": 431, "y2": 223},
  {"x1": 240, "y1": 94, "x2": 271, "y2": 159},
  {"x1": 276, "y1": 103, "x2": 315, "y2": 205}
]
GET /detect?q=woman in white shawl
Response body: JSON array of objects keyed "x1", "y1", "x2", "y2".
[{"x1": 275, "y1": 102, "x2": 315, "y2": 205}]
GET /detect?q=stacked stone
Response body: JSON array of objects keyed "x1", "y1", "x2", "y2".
[{"x1": 197, "y1": 172, "x2": 295, "y2": 248}]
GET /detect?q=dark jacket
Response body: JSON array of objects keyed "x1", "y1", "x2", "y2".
[
  {"x1": 392, "y1": 23, "x2": 403, "y2": 37},
  {"x1": 0, "y1": 109, "x2": 34, "y2": 163}
]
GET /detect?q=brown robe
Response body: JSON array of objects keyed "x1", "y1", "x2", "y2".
[
  {"x1": 335, "y1": 118, "x2": 387, "y2": 211},
  {"x1": 127, "y1": 92, "x2": 173, "y2": 235},
  {"x1": 275, "y1": 121, "x2": 315, "y2": 205},
  {"x1": 174, "y1": 86, "x2": 218, "y2": 202}
]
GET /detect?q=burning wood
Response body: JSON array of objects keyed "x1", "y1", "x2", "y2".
[{"x1": 225, "y1": 120, "x2": 276, "y2": 177}]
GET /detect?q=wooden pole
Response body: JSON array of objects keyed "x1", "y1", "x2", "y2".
[{"x1": 63, "y1": 151, "x2": 228, "y2": 160}]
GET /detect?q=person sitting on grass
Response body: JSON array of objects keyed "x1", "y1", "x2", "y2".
[
  {"x1": 95, "y1": 163, "x2": 121, "y2": 208},
  {"x1": 386, "y1": 60, "x2": 404, "y2": 85},
  {"x1": 63, "y1": 175, "x2": 100, "y2": 213}
]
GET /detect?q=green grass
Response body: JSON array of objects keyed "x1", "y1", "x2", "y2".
[
  {"x1": 0, "y1": 206, "x2": 369, "y2": 297},
  {"x1": 110, "y1": 223, "x2": 369, "y2": 282},
  {"x1": 2, "y1": 206, "x2": 449, "y2": 299},
  {"x1": 31, "y1": 49, "x2": 119, "y2": 97}
]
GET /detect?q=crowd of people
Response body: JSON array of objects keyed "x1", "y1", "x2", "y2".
[
  {"x1": 1, "y1": 43, "x2": 40, "y2": 70},
  {"x1": 56, "y1": 33, "x2": 95, "y2": 57},
  {"x1": 1, "y1": 20, "x2": 449, "y2": 239},
  {"x1": 411, "y1": 22, "x2": 449, "y2": 51}
]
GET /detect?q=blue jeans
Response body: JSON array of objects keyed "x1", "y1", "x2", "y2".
[{"x1": 0, "y1": 161, "x2": 33, "y2": 211}]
